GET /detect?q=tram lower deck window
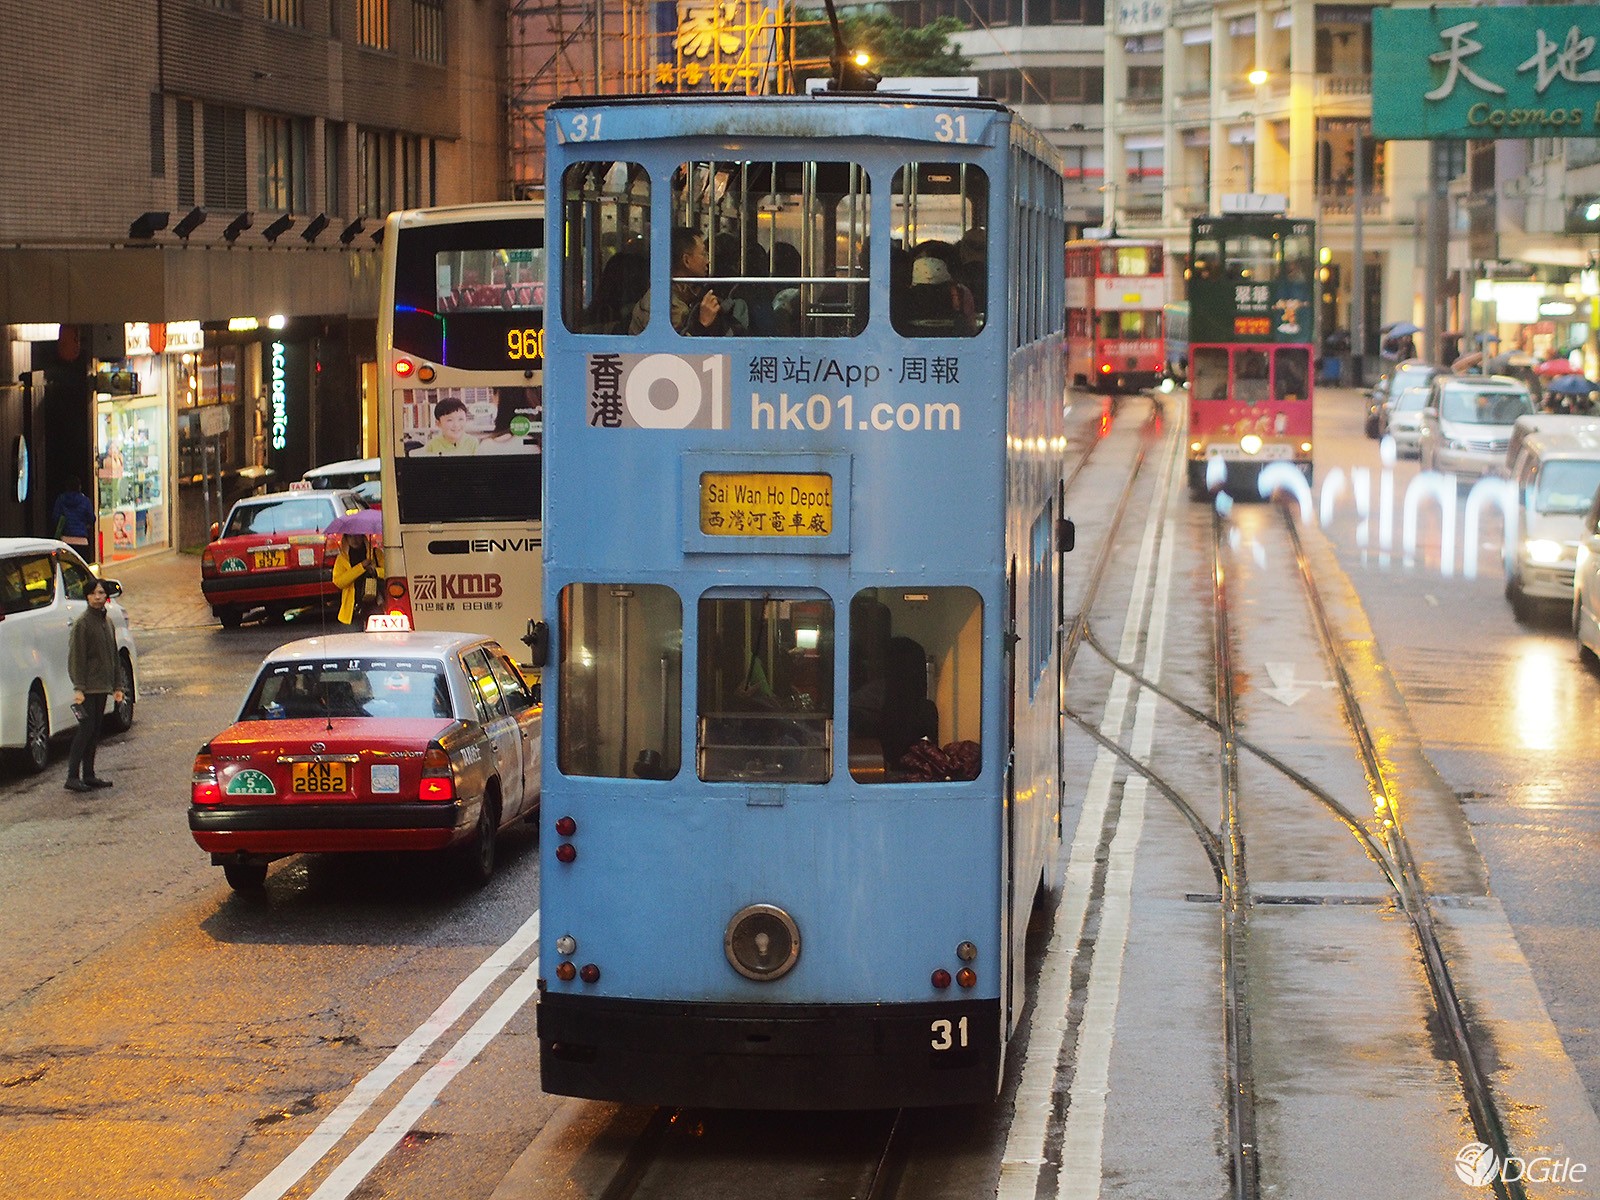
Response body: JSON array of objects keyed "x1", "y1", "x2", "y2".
[
  {"x1": 557, "y1": 583, "x2": 682, "y2": 780},
  {"x1": 696, "y1": 596, "x2": 834, "y2": 783},
  {"x1": 849, "y1": 587, "x2": 983, "y2": 783}
]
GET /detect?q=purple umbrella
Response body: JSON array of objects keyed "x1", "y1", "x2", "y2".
[
  {"x1": 325, "y1": 507, "x2": 383, "y2": 536},
  {"x1": 1545, "y1": 374, "x2": 1599, "y2": 396}
]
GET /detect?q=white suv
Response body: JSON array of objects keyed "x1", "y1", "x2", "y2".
[{"x1": 0, "y1": 539, "x2": 138, "y2": 772}]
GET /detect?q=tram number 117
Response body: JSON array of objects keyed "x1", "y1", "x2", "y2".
[{"x1": 930, "y1": 1016, "x2": 969, "y2": 1051}]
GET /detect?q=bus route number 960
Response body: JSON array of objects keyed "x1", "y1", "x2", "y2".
[{"x1": 508, "y1": 327, "x2": 544, "y2": 363}]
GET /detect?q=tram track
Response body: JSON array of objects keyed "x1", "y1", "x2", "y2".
[{"x1": 1053, "y1": 402, "x2": 1526, "y2": 1199}]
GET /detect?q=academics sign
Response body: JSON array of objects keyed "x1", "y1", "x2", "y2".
[{"x1": 1373, "y1": 6, "x2": 1600, "y2": 140}]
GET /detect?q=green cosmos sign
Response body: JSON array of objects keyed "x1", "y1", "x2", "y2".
[{"x1": 1373, "y1": 6, "x2": 1600, "y2": 139}]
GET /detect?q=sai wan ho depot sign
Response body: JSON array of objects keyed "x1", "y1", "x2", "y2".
[{"x1": 1373, "y1": 6, "x2": 1600, "y2": 139}]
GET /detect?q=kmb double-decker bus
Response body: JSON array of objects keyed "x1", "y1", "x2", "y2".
[
  {"x1": 375, "y1": 203, "x2": 545, "y2": 661},
  {"x1": 1185, "y1": 212, "x2": 1316, "y2": 496},
  {"x1": 536, "y1": 91, "x2": 1068, "y2": 1109},
  {"x1": 1064, "y1": 236, "x2": 1165, "y2": 392}
]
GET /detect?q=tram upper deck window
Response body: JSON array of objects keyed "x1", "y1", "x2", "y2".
[
  {"x1": 891, "y1": 163, "x2": 988, "y2": 338},
  {"x1": 696, "y1": 596, "x2": 833, "y2": 783},
  {"x1": 560, "y1": 160, "x2": 652, "y2": 335},
  {"x1": 848, "y1": 587, "x2": 982, "y2": 784},
  {"x1": 657, "y1": 160, "x2": 870, "y2": 338},
  {"x1": 557, "y1": 583, "x2": 682, "y2": 781},
  {"x1": 1190, "y1": 236, "x2": 1222, "y2": 282}
]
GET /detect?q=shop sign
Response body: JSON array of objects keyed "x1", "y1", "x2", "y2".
[
  {"x1": 270, "y1": 341, "x2": 289, "y2": 451},
  {"x1": 166, "y1": 321, "x2": 204, "y2": 353},
  {"x1": 1374, "y1": 6, "x2": 1600, "y2": 140}
]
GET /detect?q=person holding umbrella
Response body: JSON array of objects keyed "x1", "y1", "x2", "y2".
[{"x1": 327, "y1": 508, "x2": 384, "y2": 628}]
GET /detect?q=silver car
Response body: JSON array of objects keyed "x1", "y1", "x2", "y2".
[
  {"x1": 0, "y1": 538, "x2": 138, "y2": 772},
  {"x1": 1381, "y1": 384, "x2": 1431, "y2": 457},
  {"x1": 1418, "y1": 375, "x2": 1537, "y2": 477}
]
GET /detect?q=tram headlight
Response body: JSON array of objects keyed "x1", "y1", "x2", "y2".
[
  {"x1": 1527, "y1": 539, "x2": 1564, "y2": 565},
  {"x1": 724, "y1": 904, "x2": 801, "y2": 981},
  {"x1": 1239, "y1": 434, "x2": 1263, "y2": 455}
]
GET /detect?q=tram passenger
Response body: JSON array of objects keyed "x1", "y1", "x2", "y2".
[
  {"x1": 585, "y1": 248, "x2": 649, "y2": 333},
  {"x1": 770, "y1": 241, "x2": 803, "y2": 335},
  {"x1": 630, "y1": 227, "x2": 740, "y2": 335},
  {"x1": 895, "y1": 252, "x2": 977, "y2": 337},
  {"x1": 879, "y1": 635, "x2": 938, "y2": 771}
]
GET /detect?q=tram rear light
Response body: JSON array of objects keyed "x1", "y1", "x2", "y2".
[
  {"x1": 555, "y1": 815, "x2": 577, "y2": 837},
  {"x1": 956, "y1": 941, "x2": 978, "y2": 962},
  {"x1": 956, "y1": 968, "x2": 977, "y2": 989},
  {"x1": 556, "y1": 962, "x2": 576, "y2": 981},
  {"x1": 931, "y1": 969, "x2": 952, "y2": 989},
  {"x1": 395, "y1": 358, "x2": 416, "y2": 377},
  {"x1": 417, "y1": 364, "x2": 436, "y2": 383},
  {"x1": 191, "y1": 749, "x2": 221, "y2": 806},
  {"x1": 555, "y1": 935, "x2": 577, "y2": 955},
  {"x1": 556, "y1": 842, "x2": 577, "y2": 863},
  {"x1": 419, "y1": 744, "x2": 455, "y2": 801},
  {"x1": 579, "y1": 963, "x2": 601, "y2": 984}
]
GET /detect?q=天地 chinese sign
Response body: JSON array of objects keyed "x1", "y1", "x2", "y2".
[{"x1": 1373, "y1": 6, "x2": 1600, "y2": 139}]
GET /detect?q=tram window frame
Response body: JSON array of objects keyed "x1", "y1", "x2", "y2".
[
  {"x1": 848, "y1": 586, "x2": 983, "y2": 784},
  {"x1": 666, "y1": 159, "x2": 871, "y2": 338},
  {"x1": 560, "y1": 159, "x2": 652, "y2": 336},
  {"x1": 556, "y1": 582, "x2": 683, "y2": 781},
  {"x1": 1274, "y1": 347, "x2": 1310, "y2": 401},
  {"x1": 695, "y1": 594, "x2": 834, "y2": 784},
  {"x1": 891, "y1": 162, "x2": 989, "y2": 339}
]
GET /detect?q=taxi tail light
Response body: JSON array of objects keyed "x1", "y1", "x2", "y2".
[
  {"x1": 200, "y1": 550, "x2": 217, "y2": 575},
  {"x1": 419, "y1": 743, "x2": 455, "y2": 802},
  {"x1": 192, "y1": 749, "x2": 221, "y2": 806}
]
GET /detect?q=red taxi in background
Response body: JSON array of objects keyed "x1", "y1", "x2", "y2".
[
  {"x1": 187, "y1": 629, "x2": 540, "y2": 892},
  {"x1": 200, "y1": 489, "x2": 367, "y2": 627}
]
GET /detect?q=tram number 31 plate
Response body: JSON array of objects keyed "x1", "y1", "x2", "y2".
[{"x1": 931, "y1": 1016, "x2": 969, "y2": 1050}]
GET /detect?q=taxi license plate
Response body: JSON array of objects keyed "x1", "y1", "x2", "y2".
[
  {"x1": 292, "y1": 761, "x2": 348, "y2": 794},
  {"x1": 253, "y1": 548, "x2": 287, "y2": 569}
]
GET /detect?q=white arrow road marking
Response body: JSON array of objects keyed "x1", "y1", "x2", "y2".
[{"x1": 1262, "y1": 661, "x2": 1337, "y2": 707}]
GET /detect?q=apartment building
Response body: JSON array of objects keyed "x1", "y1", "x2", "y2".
[{"x1": 0, "y1": 0, "x2": 509, "y2": 556}]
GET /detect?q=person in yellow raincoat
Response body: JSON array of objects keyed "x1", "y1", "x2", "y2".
[{"x1": 331, "y1": 533, "x2": 383, "y2": 628}]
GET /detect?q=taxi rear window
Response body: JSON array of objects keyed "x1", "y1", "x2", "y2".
[{"x1": 243, "y1": 660, "x2": 452, "y2": 720}]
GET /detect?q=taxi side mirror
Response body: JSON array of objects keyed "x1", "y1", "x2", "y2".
[
  {"x1": 100, "y1": 578, "x2": 122, "y2": 598},
  {"x1": 209, "y1": 522, "x2": 220, "y2": 540},
  {"x1": 523, "y1": 619, "x2": 549, "y2": 667}
]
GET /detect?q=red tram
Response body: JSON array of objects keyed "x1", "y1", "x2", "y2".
[{"x1": 1064, "y1": 237, "x2": 1165, "y2": 393}]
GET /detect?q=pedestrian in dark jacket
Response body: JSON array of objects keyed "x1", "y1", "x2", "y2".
[
  {"x1": 65, "y1": 578, "x2": 124, "y2": 791},
  {"x1": 52, "y1": 476, "x2": 95, "y2": 559}
]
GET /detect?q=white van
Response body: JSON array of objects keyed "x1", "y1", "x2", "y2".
[
  {"x1": 0, "y1": 539, "x2": 138, "y2": 771},
  {"x1": 1505, "y1": 427, "x2": 1600, "y2": 622},
  {"x1": 1419, "y1": 374, "x2": 1537, "y2": 477}
]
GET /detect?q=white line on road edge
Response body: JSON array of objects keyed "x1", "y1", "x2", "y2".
[
  {"x1": 1059, "y1": 499, "x2": 1175, "y2": 1199},
  {"x1": 999, "y1": 417, "x2": 1178, "y2": 1198},
  {"x1": 241, "y1": 910, "x2": 542, "y2": 1200},
  {"x1": 309, "y1": 957, "x2": 543, "y2": 1199}
]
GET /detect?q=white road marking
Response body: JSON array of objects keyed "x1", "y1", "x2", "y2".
[
  {"x1": 241, "y1": 910, "x2": 541, "y2": 1200},
  {"x1": 999, "y1": 416, "x2": 1178, "y2": 1198},
  {"x1": 308, "y1": 957, "x2": 543, "y2": 1199}
]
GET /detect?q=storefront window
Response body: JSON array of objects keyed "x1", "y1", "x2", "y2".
[{"x1": 96, "y1": 393, "x2": 169, "y2": 561}]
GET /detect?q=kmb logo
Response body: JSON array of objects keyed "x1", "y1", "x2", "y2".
[{"x1": 412, "y1": 573, "x2": 504, "y2": 601}]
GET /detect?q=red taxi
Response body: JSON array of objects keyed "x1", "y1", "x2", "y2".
[
  {"x1": 199, "y1": 489, "x2": 367, "y2": 628},
  {"x1": 188, "y1": 630, "x2": 540, "y2": 892}
]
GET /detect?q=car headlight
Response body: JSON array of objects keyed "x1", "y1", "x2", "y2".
[{"x1": 1527, "y1": 539, "x2": 1565, "y2": 565}]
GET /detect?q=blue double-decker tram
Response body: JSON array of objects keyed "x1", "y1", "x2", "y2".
[{"x1": 535, "y1": 90, "x2": 1068, "y2": 1109}]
